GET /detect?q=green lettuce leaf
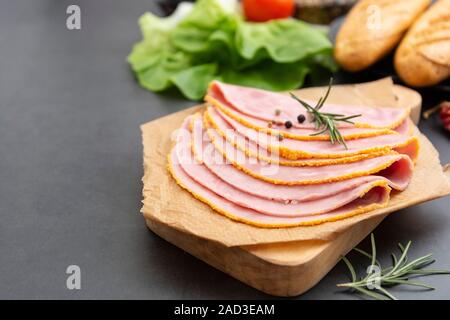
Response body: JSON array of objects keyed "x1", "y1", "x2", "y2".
[
  {"x1": 171, "y1": 63, "x2": 219, "y2": 100},
  {"x1": 127, "y1": 0, "x2": 336, "y2": 100},
  {"x1": 235, "y1": 19, "x2": 333, "y2": 63},
  {"x1": 222, "y1": 60, "x2": 310, "y2": 91},
  {"x1": 135, "y1": 50, "x2": 192, "y2": 92}
]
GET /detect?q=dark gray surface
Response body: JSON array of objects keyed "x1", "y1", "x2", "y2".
[{"x1": 0, "y1": 0, "x2": 449, "y2": 300}]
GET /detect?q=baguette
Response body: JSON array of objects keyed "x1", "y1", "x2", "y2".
[
  {"x1": 395, "y1": 0, "x2": 450, "y2": 87},
  {"x1": 335, "y1": 0, "x2": 431, "y2": 72}
]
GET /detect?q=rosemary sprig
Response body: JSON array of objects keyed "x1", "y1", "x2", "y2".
[
  {"x1": 337, "y1": 233, "x2": 450, "y2": 300},
  {"x1": 289, "y1": 78, "x2": 361, "y2": 149}
]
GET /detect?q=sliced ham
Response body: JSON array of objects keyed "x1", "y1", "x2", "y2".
[
  {"x1": 165, "y1": 80, "x2": 418, "y2": 228},
  {"x1": 169, "y1": 132, "x2": 390, "y2": 227},
  {"x1": 195, "y1": 115, "x2": 414, "y2": 191},
  {"x1": 182, "y1": 131, "x2": 392, "y2": 217},
  {"x1": 203, "y1": 108, "x2": 388, "y2": 167},
  {"x1": 189, "y1": 115, "x2": 411, "y2": 196},
  {"x1": 393, "y1": 118, "x2": 412, "y2": 135},
  {"x1": 206, "y1": 93, "x2": 395, "y2": 141},
  {"x1": 192, "y1": 115, "x2": 414, "y2": 186},
  {"x1": 206, "y1": 106, "x2": 419, "y2": 161},
  {"x1": 207, "y1": 80, "x2": 409, "y2": 130}
]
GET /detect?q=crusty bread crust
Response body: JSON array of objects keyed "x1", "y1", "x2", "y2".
[
  {"x1": 335, "y1": 0, "x2": 431, "y2": 72},
  {"x1": 395, "y1": 0, "x2": 450, "y2": 87}
]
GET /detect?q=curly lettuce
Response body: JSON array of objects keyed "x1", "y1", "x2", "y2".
[{"x1": 127, "y1": 0, "x2": 336, "y2": 100}]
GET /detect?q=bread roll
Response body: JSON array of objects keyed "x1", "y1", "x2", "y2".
[
  {"x1": 395, "y1": 0, "x2": 450, "y2": 87},
  {"x1": 335, "y1": 0, "x2": 431, "y2": 72}
]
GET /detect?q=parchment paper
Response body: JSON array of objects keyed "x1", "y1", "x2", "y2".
[{"x1": 141, "y1": 79, "x2": 450, "y2": 247}]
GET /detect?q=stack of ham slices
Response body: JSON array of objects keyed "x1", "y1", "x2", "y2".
[{"x1": 167, "y1": 81, "x2": 419, "y2": 228}]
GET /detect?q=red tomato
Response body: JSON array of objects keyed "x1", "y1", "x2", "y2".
[{"x1": 243, "y1": 0, "x2": 295, "y2": 22}]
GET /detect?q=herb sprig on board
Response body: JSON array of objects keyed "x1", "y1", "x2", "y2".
[
  {"x1": 290, "y1": 78, "x2": 361, "y2": 149},
  {"x1": 338, "y1": 233, "x2": 450, "y2": 300}
]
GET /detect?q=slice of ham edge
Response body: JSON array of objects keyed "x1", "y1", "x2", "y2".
[
  {"x1": 206, "y1": 92, "x2": 397, "y2": 141},
  {"x1": 206, "y1": 106, "x2": 419, "y2": 161},
  {"x1": 203, "y1": 108, "x2": 391, "y2": 167},
  {"x1": 207, "y1": 80, "x2": 409, "y2": 130},
  {"x1": 168, "y1": 119, "x2": 390, "y2": 227},
  {"x1": 193, "y1": 114, "x2": 414, "y2": 187},
  {"x1": 188, "y1": 115, "x2": 403, "y2": 201}
]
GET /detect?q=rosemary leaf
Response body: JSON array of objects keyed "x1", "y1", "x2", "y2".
[
  {"x1": 353, "y1": 286, "x2": 390, "y2": 301},
  {"x1": 353, "y1": 248, "x2": 381, "y2": 268},
  {"x1": 316, "y1": 78, "x2": 332, "y2": 110},
  {"x1": 391, "y1": 253, "x2": 398, "y2": 266},
  {"x1": 410, "y1": 269, "x2": 450, "y2": 275},
  {"x1": 337, "y1": 233, "x2": 450, "y2": 300},
  {"x1": 384, "y1": 279, "x2": 435, "y2": 290},
  {"x1": 341, "y1": 256, "x2": 357, "y2": 283},
  {"x1": 370, "y1": 233, "x2": 377, "y2": 268},
  {"x1": 290, "y1": 78, "x2": 361, "y2": 149},
  {"x1": 377, "y1": 287, "x2": 397, "y2": 300}
]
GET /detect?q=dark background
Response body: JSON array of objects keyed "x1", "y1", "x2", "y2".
[{"x1": 0, "y1": 0, "x2": 449, "y2": 299}]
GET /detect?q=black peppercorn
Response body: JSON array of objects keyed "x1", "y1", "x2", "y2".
[
  {"x1": 285, "y1": 121, "x2": 293, "y2": 129},
  {"x1": 297, "y1": 114, "x2": 306, "y2": 124}
]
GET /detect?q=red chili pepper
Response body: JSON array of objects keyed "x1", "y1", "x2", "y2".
[
  {"x1": 423, "y1": 101, "x2": 450, "y2": 132},
  {"x1": 440, "y1": 102, "x2": 450, "y2": 132}
]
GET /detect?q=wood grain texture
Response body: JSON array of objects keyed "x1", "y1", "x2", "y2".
[
  {"x1": 140, "y1": 79, "x2": 449, "y2": 296},
  {"x1": 392, "y1": 85, "x2": 422, "y2": 124},
  {"x1": 146, "y1": 214, "x2": 386, "y2": 296}
]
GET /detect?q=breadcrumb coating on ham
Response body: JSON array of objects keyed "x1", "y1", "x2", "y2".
[
  {"x1": 191, "y1": 115, "x2": 414, "y2": 186},
  {"x1": 203, "y1": 107, "x2": 393, "y2": 166},
  {"x1": 205, "y1": 106, "x2": 419, "y2": 161},
  {"x1": 206, "y1": 94, "x2": 397, "y2": 141},
  {"x1": 207, "y1": 80, "x2": 410, "y2": 131},
  {"x1": 167, "y1": 139, "x2": 391, "y2": 228}
]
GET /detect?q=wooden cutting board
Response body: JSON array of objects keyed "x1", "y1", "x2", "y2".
[{"x1": 141, "y1": 80, "x2": 450, "y2": 297}]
